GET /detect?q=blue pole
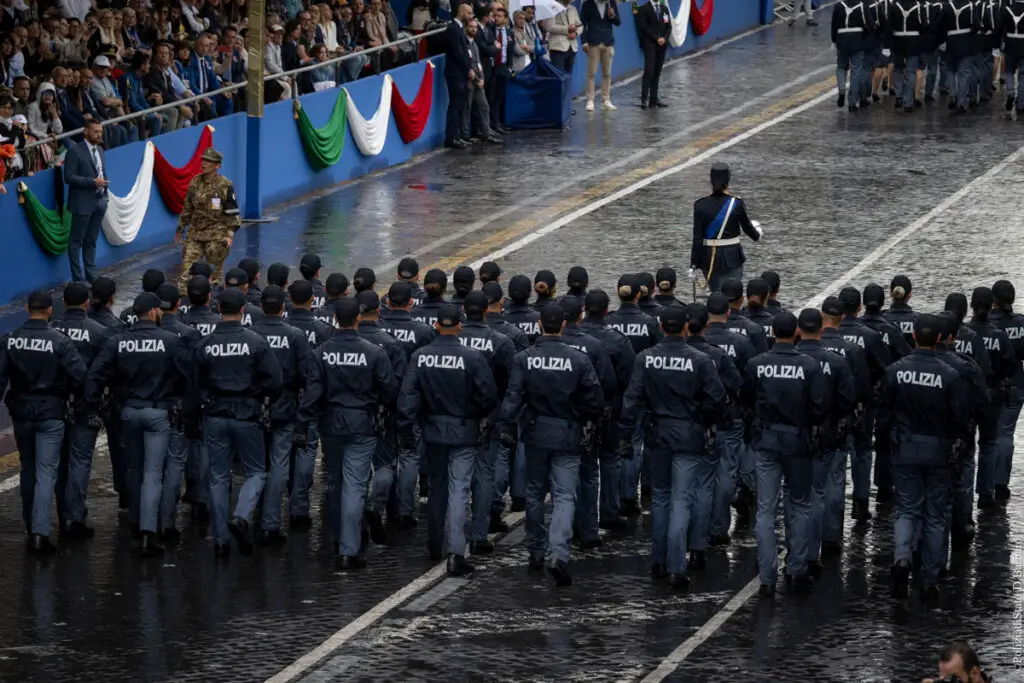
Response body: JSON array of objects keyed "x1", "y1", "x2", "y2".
[{"x1": 244, "y1": 114, "x2": 263, "y2": 220}]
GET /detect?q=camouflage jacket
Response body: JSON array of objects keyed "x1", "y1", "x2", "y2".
[{"x1": 176, "y1": 173, "x2": 241, "y2": 241}]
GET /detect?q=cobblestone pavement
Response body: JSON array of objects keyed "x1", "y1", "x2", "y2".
[{"x1": 2, "y1": 15, "x2": 1024, "y2": 683}]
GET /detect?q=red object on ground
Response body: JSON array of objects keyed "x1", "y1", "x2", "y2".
[
  {"x1": 391, "y1": 62, "x2": 434, "y2": 144},
  {"x1": 690, "y1": 0, "x2": 714, "y2": 35},
  {"x1": 152, "y1": 125, "x2": 214, "y2": 214}
]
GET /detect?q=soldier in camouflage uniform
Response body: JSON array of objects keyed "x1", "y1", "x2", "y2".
[{"x1": 175, "y1": 148, "x2": 241, "y2": 291}]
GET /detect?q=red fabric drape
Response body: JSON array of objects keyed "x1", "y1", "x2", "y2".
[
  {"x1": 391, "y1": 62, "x2": 434, "y2": 144},
  {"x1": 153, "y1": 125, "x2": 214, "y2": 214},
  {"x1": 690, "y1": 0, "x2": 714, "y2": 35}
]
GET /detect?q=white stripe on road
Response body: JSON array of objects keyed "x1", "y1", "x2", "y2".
[
  {"x1": 0, "y1": 474, "x2": 19, "y2": 494},
  {"x1": 638, "y1": 146, "x2": 1024, "y2": 683}
]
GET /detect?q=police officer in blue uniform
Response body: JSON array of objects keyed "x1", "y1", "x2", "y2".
[
  {"x1": 945, "y1": 292, "x2": 992, "y2": 377},
  {"x1": 221, "y1": 267, "x2": 265, "y2": 327},
  {"x1": 398, "y1": 304, "x2": 496, "y2": 575},
  {"x1": 741, "y1": 278, "x2": 776, "y2": 347},
  {"x1": 883, "y1": 275, "x2": 919, "y2": 347},
  {"x1": 988, "y1": 280, "x2": 1024, "y2": 501},
  {"x1": 744, "y1": 311, "x2": 829, "y2": 596},
  {"x1": 448, "y1": 266, "x2": 475, "y2": 311},
  {"x1": 561, "y1": 266, "x2": 589, "y2": 307},
  {"x1": 251, "y1": 285, "x2": 319, "y2": 545},
  {"x1": 412, "y1": 269, "x2": 450, "y2": 326},
  {"x1": 704, "y1": 292, "x2": 757, "y2": 542},
  {"x1": 1001, "y1": 0, "x2": 1024, "y2": 115},
  {"x1": 299, "y1": 254, "x2": 328, "y2": 309},
  {"x1": 652, "y1": 267, "x2": 687, "y2": 308},
  {"x1": 86, "y1": 292, "x2": 191, "y2": 556},
  {"x1": 876, "y1": 313, "x2": 967, "y2": 599},
  {"x1": 560, "y1": 297, "x2": 617, "y2": 549},
  {"x1": 832, "y1": 0, "x2": 872, "y2": 111},
  {"x1": 690, "y1": 163, "x2": 763, "y2": 293},
  {"x1": 619, "y1": 304, "x2": 726, "y2": 587},
  {"x1": 968, "y1": 286, "x2": 1017, "y2": 509},
  {"x1": 935, "y1": 312, "x2": 988, "y2": 553},
  {"x1": 379, "y1": 282, "x2": 437, "y2": 357},
  {"x1": 1, "y1": 291, "x2": 87, "y2": 554},
  {"x1": 795, "y1": 309, "x2": 856, "y2": 572},
  {"x1": 636, "y1": 272, "x2": 663, "y2": 319},
  {"x1": 306, "y1": 298, "x2": 398, "y2": 570},
  {"x1": 761, "y1": 271, "x2": 786, "y2": 315},
  {"x1": 397, "y1": 256, "x2": 426, "y2": 302},
  {"x1": 459, "y1": 292, "x2": 515, "y2": 555},
  {"x1": 51, "y1": 282, "x2": 110, "y2": 540},
  {"x1": 500, "y1": 303, "x2": 604, "y2": 586},
  {"x1": 683, "y1": 303, "x2": 741, "y2": 569},
  {"x1": 190, "y1": 288, "x2": 283, "y2": 557},
  {"x1": 238, "y1": 258, "x2": 263, "y2": 307},
  {"x1": 117, "y1": 268, "x2": 166, "y2": 326},
  {"x1": 178, "y1": 262, "x2": 218, "y2": 316},
  {"x1": 721, "y1": 279, "x2": 770, "y2": 353},
  {"x1": 531, "y1": 270, "x2": 558, "y2": 312},
  {"x1": 183, "y1": 276, "x2": 221, "y2": 337},
  {"x1": 504, "y1": 274, "x2": 542, "y2": 344},
  {"x1": 860, "y1": 283, "x2": 913, "y2": 360},
  {"x1": 581, "y1": 289, "x2": 637, "y2": 531},
  {"x1": 888, "y1": 0, "x2": 927, "y2": 111},
  {"x1": 482, "y1": 281, "x2": 528, "y2": 351},
  {"x1": 88, "y1": 277, "x2": 129, "y2": 507},
  {"x1": 316, "y1": 273, "x2": 350, "y2": 328}
]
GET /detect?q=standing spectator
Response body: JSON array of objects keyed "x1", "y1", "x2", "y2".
[
  {"x1": 58, "y1": 0, "x2": 91, "y2": 22},
  {"x1": 522, "y1": 5, "x2": 544, "y2": 56},
  {"x1": 444, "y1": 1, "x2": 472, "y2": 148},
  {"x1": 11, "y1": 73, "x2": 28, "y2": 115},
  {"x1": 145, "y1": 5, "x2": 174, "y2": 45},
  {"x1": 64, "y1": 119, "x2": 109, "y2": 283},
  {"x1": 511, "y1": 10, "x2": 533, "y2": 73},
  {"x1": 8, "y1": 27, "x2": 26, "y2": 85},
  {"x1": 407, "y1": 0, "x2": 438, "y2": 31},
  {"x1": 580, "y1": 0, "x2": 619, "y2": 111},
  {"x1": 27, "y1": 81, "x2": 63, "y2": 141},
  {"x1": 120, "y1": 7, "x2": 146, "y2": 55},
  {"x1": 464, "y1": 18, "x2": 500, "y2": 143},
  {"x1": 473, "y1": 5, "x2": 496, "y2": 99},
  {"x1": 636, "y1": 0, "x2": 670, "y2": 108},
  {"x1": 180, "y1": 0, "x2": 209, "y2": 37},
  {"x1": 264, "y1": 23, "x2": 291, "y2": 100},
  {"x1": 122, "y1": 50, "x2": 165, "y2": 138},
  {"x1": 489, "y1": 4, "x2": 512, "y2": 132},
  {"x1": 542, "y1": 0, "x2": 581, "y2": 74}
]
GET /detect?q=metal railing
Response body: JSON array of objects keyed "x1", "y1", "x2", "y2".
[{"x1": 22, "y1": 25, "x2": 445, "y2": 153}]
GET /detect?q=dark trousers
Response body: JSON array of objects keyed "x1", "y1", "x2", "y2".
[
  {"x1": 445, "y1": 77, "x2": 469, "y2": 145},
  {"x1": 641, "y1": 42, "x2": 668, "y2": 102},
  {"x1": 487, "y1": 70, "x2": 509, "y2": 128},
  {"x1": 549, "y1": 49, "x2": 577, "y2": 75},
  {"x1": 69, "y1": 202, "x2": 106, "y2": 283}
]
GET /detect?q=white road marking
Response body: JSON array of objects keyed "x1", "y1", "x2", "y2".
[
  {"x1": 0, "y1": 474, "x2": 19, "y2": 494},
  {"x1": 637, "y1": 146, "x2": 1024, "y2": 683}
]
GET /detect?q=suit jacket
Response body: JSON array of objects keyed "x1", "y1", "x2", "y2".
[
  {"x1": 492, "y1": 25, "x2": 516, "y2": 77},
  {"x1": 64, "y1": 140, "x2": 109, "y2": 217},
  {"x1": 475, "y1": 22, "x2": 499, "y2": 79},
  {"x1": 637, "y1": 1, "x2": 673, "y2": 46},
  {"x1": 444, "y1": 20, "x2": 472, "y2": 86}
]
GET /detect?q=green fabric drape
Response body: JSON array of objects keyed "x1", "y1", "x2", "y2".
[
  {"x1": 296, "y1": 90, "x2": 348, "y2": 170},
  {"x1": 19, "y1": 184, "x2": 72, "y2": 256}
]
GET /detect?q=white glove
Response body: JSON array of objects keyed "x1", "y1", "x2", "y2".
[
  {"x1": 938, "y1": 42, "x2": 946, "y2": 52},
  {"x1": 882, "y1": 48, "x2": 891, "y2": 58},
  {"x1": 751, "y1": 220, "x2": 764, "y2": 238},
  {"x1": 993, "y1": 48, "x2": 1001, "y2": 57},
  {"x1": 687, "y1": 267, "x2": 698, "y2": 282}
]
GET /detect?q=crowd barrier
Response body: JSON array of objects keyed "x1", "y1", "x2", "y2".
[{"x1": 0, "y1": 0, "x2": 768, "y2": 307}]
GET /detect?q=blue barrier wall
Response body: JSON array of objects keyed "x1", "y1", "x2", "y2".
[{"x1": 0, "y1": 0, "x2": 761, "y2": 306}]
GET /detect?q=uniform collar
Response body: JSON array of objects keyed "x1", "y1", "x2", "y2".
[
  {"x1": 616, "y1": 302, "x2": 639, "y2": 312},
  {"x1": 432, "y1": 335, "x2": 462, "y2": 345},
  {"x1": 134, "y1": 319, "x2": 157, "y2": 329},
  {"x1": 771, "y1": 341, "x2": 799, "y2": 353},
  {"x1": 822, "y1": 327, "x2": 841, "y2": 337},
  {"x1": 659, "y1": 335, "x2": 686, "y2": 345},
  {"x1": 386, "y1": 309, "x2": 412, "y2": 320},
  {"x1": 24, "y1": 318, "x2": 50, "y2": 329},
  {"x1": 463, "y1": 320, "x2": 487, "y2": 328},
  {"x1": 216, "y1": 320, "x2": 243, "y2": 330},
  {"x1": 686, "y1": 335, "x2": 708, "y2": 346},
  {"x1": 797, "y1": 339, "x2": 823, "y2": 349},
  {"x1": 62, "y1": 308, "x2": 87, "y2": 319},
  {"x1": 536, "y1": 336, "x2": 567, "y2": 346},
  {"x1": 358, "y1": 320, "x2": 380, "y2": 330},
  {"x1": 911, "y1": 348, "x2": 938, "y2": 358},
  {"x1": 336, "y1": 328, "x2": 360, "y2": 338},
  {"x1": 290, "y1": 309, "x2": 314, "y2": 319},
  {"x1": 260, "y1": 316, "x2": 286, "y2": 326}
]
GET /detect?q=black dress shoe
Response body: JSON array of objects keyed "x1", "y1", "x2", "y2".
[
  {"x1": 977, "y1": 495, "x2": 995, "y2": 509},
  {"x1": 214, "y1": 542, "x2": 231, "y2": 558},
  {"x1": 599, "y1": 517, "x2": 628, "y2": 532},
  {"x1": 620, "y1": 499, "x2": 641, "y2": 516},
  {"x1": 995, "y1": 484, "x2": 1011, "y2": 500},
  {"x1": 138, "y1": 531, "x2": 165, "y2": 557},
  {"x1": 28, "y1": 534, "x2": 56, "y2": 555},
  {"x1": 652, "y1": 99, "x2": 668, "y2": 108},
  {"x1": 528, "y1": 555, "x2": 545, "y2": 571},
  {"x1": 397, "y1": 515, "x2": 419, "y2": 530},
  {"x1": 118, "y1": 493, "x2": 129, "y2": 510},
  {"x1": 651, "y1": 563, "x2": 668, "y2": 579},
  {"x1": 709, "y1": 533, "x2": 731, "y2": 547},
  {"x1": 488, "y1": 517, "x2": 509, "y2": 533},
  {"x1": 668, "y1": 572, "x2": 690, "y2": 589},
  {"x1": 891, "y1": 560, "x2": 911, "y2": 598},
  {"x1": 807, "y1": 561, "x2": 823, "y2": 578},
  {"x1": 852, "y1": 499, "x2": 873, "y2": 521},
  {"x1": 64, "y1": 520, "x2": 95, "y2": 541},
  {"x1": 583, "y1": 538, "x2": 604, "y2": 550},
  {"x1": 446, "y1": 139, "x2": 469, "y2": 149},
  {"x1": 447, "y1": 553, "x2": 476, "y2": 576},
  {"x1": 336, "y1": 555, "x2": 367, "y2": 571},
  {"x1": 289, "y1": 514, "x2": 313, "y2": 530},
  {"x1": 821, "y1": 541, "x2": 842, "y2": 558},
  {"x1": 483, "y1": 134, "x2": 503, "y2": 144},
  {"x1": 228, "y1": 517, "x2": 255, "y2": 556},
  {"x1": 260, "y1": 529, "x2": 288, "y2": 546},
  {"x1": 921, "y1": 584, "x2": 940, "y2": 601},
  {"x1": 837, "y1": 93, "x2": 846, "y2": 108},
  {"x1": 469, "y1": 540, "x2": 494, "y2": 555},
  {"x1": 160, "y1": 527, "x2": 181, "y2": 545},
  {"x1": 547, "y1": 559, "x2": 572, "y2": 586},
  {"x1": 190, "y1": 502, "x2": 210, "y2": 523},
  {"x1": 364, "y1": 509, "x2": 387, "y2": 545},
  {"x1": 510, "y1": 497, "x2": 526, "y2": 512},
  {"x1": 790, "y1": 574, "x2": 814, "y2": 592},
  {"x1": 419, "y1": 482, "x2": 430, "y2": 499},
  {"x1": 758, "y1": 583, "x2": 775, "y2": 598},
  {"x1": 640, "y1": 99, "x2": 648, "y2": 109},
  {"x1": 688, "y1": 550, "x2": 707, "y2": 570}
]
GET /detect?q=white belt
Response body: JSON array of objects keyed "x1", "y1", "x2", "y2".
[
  {"x1": 893, "y1": 30, "x2": 920, "y2": 35},
  {"x1": 948, "y1": 27, "x2": 972, "y2": 34},
  {"x1": 837, "y1": 26, "x2": 864, "y2": 32},
  {"x1": 1008, "y1": 32, "x2": 1024, "y2": 37},
  {"x1": 704, "y1": 237, "x2": 741, "y2": 247}
]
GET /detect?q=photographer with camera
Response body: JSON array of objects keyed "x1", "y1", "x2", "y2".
[{"x1": 921, "y1": 641, "x2": 994, "y2": 683}]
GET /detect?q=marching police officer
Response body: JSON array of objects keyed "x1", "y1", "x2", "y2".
[
  {"x1": 238, "y1": 258, "x2": 263, "y2": 307},
  {"x1": 832, "y1": 0, "x2": 872, "y2": 111},
  {"x1": 266, "y1": 262, "x2": 290, "y2": 290},
  {"x1": 744, "y1": 312, "x2": 828, "y2": 596},
  {"x1": 619, "y1": 304, "x2": 726, "y2": 587},
  {"x1": 690, "y1": 162, "x2": 763, "y2": 292},
  {"x1": 449, "y1": 266, "x2": 476, "y2": 310},
  {"x1": 412, "y1": 269, "x2": 450, "y2": 326},
  {"x1": 704, "y1": 292, "x2": 758, "y2": 537},
  {"x1": 88, "y1": 277, "x2": 125, "y2": 332},
  {"x1": 653, "y1": 267, "x2": 687, "y2": 308},
  {"x1": 190, "y1": 288, "x2": 283, "y2": 557},
  {"x1": 118, "y1": 269, "x2": 166, "y2": 326},
  {"x1": 499, "y1": 303, "x2": 604, "y2": 586},
  {"x1": 636, "y1": 272, "x2": 663, "y2": 319},
  {"x1": 352, "y1": 267, "x2": 376, "y2": 297},
  {"x1": 251, "y1": 285, "x2": 319, "y2": 545},
  {"x1": 317, "y1": 273, "x2": 350, "y2": 327},
  {"x1": 51, "y1": 282, "x2": 110, "y2": 540},
  {"x1": 989, "y1": 280, "x2": 1024, "y2": 500},
  {"x1": 504, "y1": 275, "x2": 542, "y2": 343},
  {"x1": 156, "y1": 283, "x2": 201, "y2": 346},
  {"x1": 942, "y1": 0, "x2": 978, "y2": 112},
  {"x1": 398, "y1": 304, "x2": 497, "y2": 575},
  {"x1": 459, "y1": 292, "x2": 515, "y2": 555},
  {"x1": 305, "y1": 298, "x2": 397, "y2": 569},
  {"x1": 397, "y1": 256, "x2": 426, "y2": 302},
  {"x1": 721, "y1": 279, "x2": 769, "y2": 353},
  {"x1": 580, "y1": 289, "x2": 637, "y2": 530},
  {"x1": 299, "y1": 254, "x2": 328, "y2": 309},
  {"x1": 945, "y1": 292, "x2": 992, "y2": 377},
  {"x1": 1, "y1": 291, "x2": 88, "y2": 554},
  {"x1": 762, "y1": 271, "x2": 786, "y2": 315},
  {"x1": 741, "y1": 278, "x2": 776, "y2": 346},
  {"x1": 887, "y1": 0, "x2": 927, "y2": 111},
  {"x1": 683, "y1": 303, "x2": 742, "y2": 569},
  {"x1": 883, "y1": 275, "x2": 919, "y2": 347},
  {"x1": 876, "y1": 314, "x2": 967, "y2": 599},
  {"x1": 531, "y1": 270, "x2": 558, "y2": 312},
  {"x1": 561, "y1": 266, "x2": 590, "y2": 307},
  {"x1": 795, "y1": 309, "x2": 856, "y2": 570},
  {"x1": 860, "y1": 283, "x2": 912, "y2": 360},
  {"x1": 175, "y1": 148, "x2": 241, "y2": 292},
  {"x1": 478, "y1": 261, "x2": 502, "y2": 287},
  {"x1": 482, "y1": 282, "x2": 528, "y2": 351},
  {"x1": 88, "y1": 279, "x2": 128, "y2": 507},
  {"x1": 86, "y1": 292, "x2": 191, "y2": 556},
  {"x1": 178, "y1": 262, "x2": 219, "y2": 316},
  {"x1": 221, "y1": 267, "x2": 264, "y2": 327}
]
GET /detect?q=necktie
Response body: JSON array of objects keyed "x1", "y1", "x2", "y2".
[
  {"x1": 92, "y1": 147, "x2": 105, "y2": 197},
  {"x1": 497, "y1": 29, "x2": 504, "y2": 65}
]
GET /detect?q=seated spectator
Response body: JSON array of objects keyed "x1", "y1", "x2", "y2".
[
  {"x1": 121, "y1": 50, "x2": 164, "y2": 138},
  {"x1": 307, "y1": 43, "x2": 335, "y2": 92},
  {"x1": 88, "y1": 10, "x2": 126, "y2": 64},
  {"x1": 199, "y1": 0, "x2": 222, "y2": 35},
  {"x1": 192, "y1": 32, "x2": 233, "y2": 115},
  {"x1": 58, "y1": 0, "x2": 91, "y2": 23},
  {"x1": 264, "y1": 23, "x2": 290, "y2": 101},
  {"x1": 55, "y1": 18, "x2": 92, "y2": 64},
  {"x1": 407, "y1": 0, "x2": 439, "y2": 31},
  {"x1": 120, "y1": 7, "x2": 146, "y2": 57},
  {"x1": 180, "y1": 0, "x2": 209, "y2": 38},
  {"x1": 1, "y1": 34, "x2": 15, "y2": 87},
  {"x1": 363, "y1": 0, "x2": 397, "y2": 73},
  {"x1": 76, "y1": 62, "x2": 133, "y2": 147},
  {"x1": 281, "y1": 19, "x2": 310, "y2": 72},
  {"x1": 27, "y1": 81, "x2": 63, "y2": 140},
  {"x1": 223, "y1": 0, "x2": 248, "y2": 31},
  {"x1": 0, "y1": 94, "x2": 24, "y2": 176},
  {"x1": 25, "y1": 19, "x2": 63, "y2": 78},
  {"x1": 145, "y1": 5, "x2": 175, "y2": 45},
  {"x1": 213, "y1": 26, "x2": 246, "y2": 88},
  {"x1": 8, "y1": 25, "x2": 26, "y2": 83},
  {"x1": 146, "y1": 40, "x2": 192, "y2": 129},
  {"x1": 11, "y1": 73, "x2": 28, "y2": 115},
  {"x1": 348, "y1": 0, "x2": 368, "y2": 48}
]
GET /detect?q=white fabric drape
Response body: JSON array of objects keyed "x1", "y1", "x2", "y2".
[
  {"x1": 345, "y1": 75, "x2": 393, "y2": 157},
  {"x1": 102, "y1": 141, "x2": 155, "y2": 246},
  {"x1": 670, "y1": 0, "x2": 691, "y2": 47}
]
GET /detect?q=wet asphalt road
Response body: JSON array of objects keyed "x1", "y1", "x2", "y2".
[{"x1": 2, "y1": 16, "x2": 1024, "y2": 683}]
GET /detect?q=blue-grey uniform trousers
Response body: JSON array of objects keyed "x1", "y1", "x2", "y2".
[
  {"x1": 943, "y1": 441, "x2": 976, "y2": 559},
  {"x1": 468, "y1": 435, "x2": 503, "y2": 543},
  {"x1": 204, "y1": 416, "x2": 267, "y2": 545},
  {"x1": 426, "y1": 442, "x2": 476, "y2": 556},
  {"x1": 121, "y1": 406, "x2": 171, "y2": 534},
  {"x1": 809, "y1": 443, "x2": 847, "y2": 559},
  {"x1": 620, "y1": 419, "x2": 645, "y2": 502},
  {"x1": 710, "y1": 422, "x2": 745, "y2": 538},
  {"x1": 852, "y1": 407, "x2": 875, "y2": 502},
  {"x1": 649, "y1": 447, "x2": 713, "y2": 573},
  {"x1": 977, "y1": 404, "x2": 1001, "y2": 498},
  {"x1": 892, "y1": 437, "x2": 952, "y2": 588},
  {"x1": 290, "y1": 423, "x2": 319, "y2": 518},
  {"x1": 897, "y1": 54, "x2": 922, "y2": 103},
  {"x1": 397, "y1": 423, "x2": 423, "y2": 517},
  {"x1": 837, "y1": 49, "x2": 867, "y2": 103},
  {"x1": 261, "y1": 422, "x2": 296, "y2": 531},
  {"x1": 995, "y1": 387, "x2": 1024, "y2": 488},
  {"x1": 15, "y1": 419, "x2": 66, "y2": 537},
  {"x1": 160, "y1": 425, "x2": 189, "y2": 531},
  {"x1": 754, "y1": 428, "x2": 813, "y2": 585},
  {"x1": 1005, "y1": 55, "x2": 1024, "y2": 110},
  {"x1": 322, "y1": 433, "x2": 377, "y2": 556},
  {"x1": 525, "y1": 446, "x2": 582, "y2": 564},
  {"x1": 61, "y1": 418, "x2": 100, "y2": 526}
]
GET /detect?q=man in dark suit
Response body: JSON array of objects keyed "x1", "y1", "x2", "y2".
[
  {"x1": 444, "y1": 1, "x2": 475, "y2": 148},
  {"x1": 636, "y1": 0, "x2": 672, "y2": 108},
  {"x1": 488, "y1": 5, "x2": 515, "y2": 133},
  {"x1": 64, "y1": 120, "x2": 110, "y2": 283}
]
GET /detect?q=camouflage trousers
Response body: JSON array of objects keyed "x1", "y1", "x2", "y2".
[{"x1": 178, "y1": 238, "x2": 231, "y2": 291}]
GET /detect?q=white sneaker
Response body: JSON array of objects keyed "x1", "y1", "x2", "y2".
[
  {"x1": 602, "y1": 100, "x2": 617, "y2": 110},
  {"x1": 586, "y1": 100, "x2": 595, "y2": 111}
]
